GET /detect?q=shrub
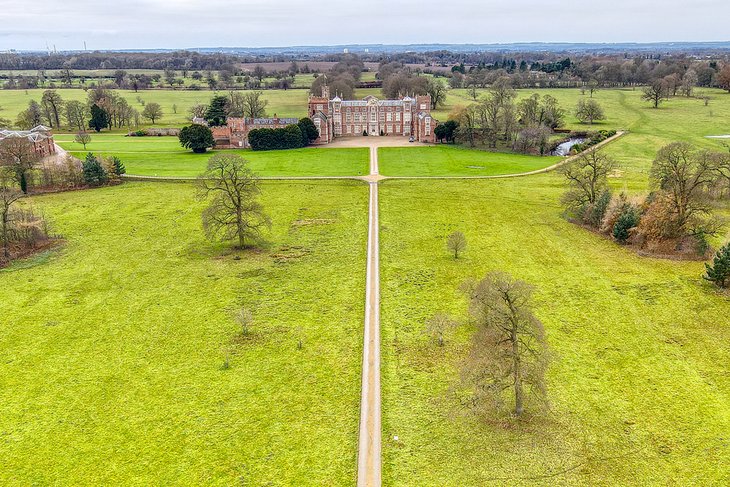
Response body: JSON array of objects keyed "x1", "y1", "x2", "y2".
[
  {"x1": 248, "y1": 125, "x2": 304, "y2": 151},
  {"x1": 587, "y1": 190, "x2": 612, "y2": 227},
  {"x1": 82, "y1": 153, "x2": 108, "y2": 186},
  {"x1": 704, "y1": 242, "x2": 730, "y2": 288},
  {"x1": 613, "y1": 208, "x2": 641, "y2": 243},
  {"x1": 179, "y1": 124, "x2": 214, "y2": 153}
]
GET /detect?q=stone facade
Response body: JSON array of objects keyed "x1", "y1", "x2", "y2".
[
  {"x1": 0, "y1": 125, "x2": 56, "y2": 157},
  {"x1": 192, "y1": 88, "x2": 438, "y2": 148},
  {"x1": 308, "y1": 87, "x2": 437, "y2": 144}
]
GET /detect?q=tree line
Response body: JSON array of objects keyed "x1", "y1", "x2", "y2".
[{"x1": 561, "y1": 142, "x2": 730, "y2": 267}]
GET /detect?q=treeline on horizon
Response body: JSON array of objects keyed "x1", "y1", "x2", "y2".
[{"x1": 2, "y1": 50, "x2": 730, "y2": 93}]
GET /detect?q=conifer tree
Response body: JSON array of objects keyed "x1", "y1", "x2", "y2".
[{"x1": 704, "y1": 242, "x2": 730, "y2": 288}]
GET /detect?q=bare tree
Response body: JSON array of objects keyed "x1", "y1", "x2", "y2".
[
  {"x1": 461, "y1": 272, "x2": 549, "y2": 417},
  {"x1": 560, "y1": 148, "x2": 616, "y2": 221},
  {"x1": 426, "y1": 78, "x2": 448, "y2": 109},
  {"x1": 649, "y1": 142, "x2": 721, "y2": 237},
  {"x1": 141, "y1": 102, "x2": 163, "y2": 124},
  {"x1": 74, "y1": 132, "x2": 91, "y2": 150},
  {"x1": 642, "y1": 79, "x2": 669, "y2": 108},
  {"x1": 235, "y1": 307, "x2": 254, "y2": 336},
  {"x1": 446, "y1": 230, "x2": 467, "y2": 259},
  {"x1": 424, "y1": 312, "x2": 455, "y2": 347},
  {"x1": 0, "y1": 137, "x2": 40, "y2": 193},
  {"x1": 188, "y1": 103, "x2": 207, "y2": 119},
  {"x1": 586, "y1": 79, "x2": 599, "y2": 98},
  {"x1": 64, "y1": 100, "x2": 88, "y2": 132},
  {"x1": 40, "y1": 90, "x2": 64, "y2": 128},
  {"x1": 242, "y1": 91, "x2": 269, "y2": 119},
  {"x1": 0, "y1": 180, "x2": 23, "y2": 261},
  {"x1": 197, "y1": 153, "x2": 271, "y2": 249},
  {"x1": 575, "y1": 99, "x2": 606, "y2": 125}
]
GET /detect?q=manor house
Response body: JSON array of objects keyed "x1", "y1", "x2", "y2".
[
  {"x1": 308, "y1": 87, "x2": 437, "y2": 144},
  {"x1": 194, "y1": 87, "x2": 438, "y2": 148}
]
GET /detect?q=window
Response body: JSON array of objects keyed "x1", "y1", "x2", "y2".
[
  {"x1": 316, "y1": 104, "x2": 323, "y2": 111},
  {"x1": 420, "y1": 103, "x2": 427, "y2": 110},
  {"x1": 395, "y1": 112, "x2": 401, "y2": 122},
  {"x1": 346, "y1": 112, "x2": 352, "y2": 122},
  {"x1": 386, "y1": 112, "x2": 392, "y2": 122},
  {"x1": 346, "y1": 124, "x2": 352, "y2": 134},
  {"x1": 425, "y1": 117, "x2": 431, "y2": 135}
]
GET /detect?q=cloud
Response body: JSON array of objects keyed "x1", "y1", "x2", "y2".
[{"x1": 0, "y1": 0, "x2": 728, "y2": 50}]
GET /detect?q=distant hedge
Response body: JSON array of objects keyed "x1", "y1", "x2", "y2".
[
  {"x1": 248, "y1": 124, "x2": 304, "y2": 151},
  {"x1": 572, "y1": 129, "x2": 617, "y2": 153},
  {"x1": 247, "y1": 118, "x2": 319, "y2": 151}
]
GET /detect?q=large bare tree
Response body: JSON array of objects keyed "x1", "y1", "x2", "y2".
[
  {"x1": 461, "y1": 272, "x2": 549, "y2": 417},
  {"x1": 642, "y1": 79, "x2": 669, "y2": 108},
  {"x1": 560, "y1": 148, "x2": 616, "y2": 221},
  {"x1": 649, "y1": 142, "x2": 721, "y2": 236},
  {"x1": 197, "y1": 153, "x2": 270, "y2": 249},
  {"x1": 0, "y1": 137, "x2": 41, "y2": 193},
  {"x1": 0, "y1": 180, "x2": 23, "y2": 261}
]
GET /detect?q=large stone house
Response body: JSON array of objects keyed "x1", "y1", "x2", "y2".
[
  {"x1": 308, "y1": 86, "x2": 437, "y2": 144},
  {"x1": 192, "y1": 87, "x2": 438, "y2": 148},
  {"x1": 0, "y1": 126, "x2": 56, "y2": 157}
]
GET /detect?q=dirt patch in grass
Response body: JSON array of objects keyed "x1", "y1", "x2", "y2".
[
  {"x1": 291, "y1": 218, "x2": 336, "y2": 227},
  {"x1": 272, "y1": 245, "x2": 312, "y2": 264}
]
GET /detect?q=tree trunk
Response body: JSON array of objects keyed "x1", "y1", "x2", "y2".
[{"x1": 512, "y1": 326, "x2": 524, "y2": 417}]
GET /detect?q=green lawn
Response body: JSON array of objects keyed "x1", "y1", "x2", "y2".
[
  {"x1": 379, "y1": 145, "x2": 561, "y2": 177},
  {"x1": 55, "y1": 135, "x2": 369, "y2": 177},
  {"x1": 379, "y1": 177, "x2": 730, "y2": 486},
  {"x1": 0, "y1": 181, "x2": 368, "y2": 485},
  {"x1": 0, "y1": 88, "x2": 311, "y2": 131}
]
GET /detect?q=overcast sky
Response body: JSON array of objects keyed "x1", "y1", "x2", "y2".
[{"x1": 2, "y1": 0, "x2": 729, "y2": 51}]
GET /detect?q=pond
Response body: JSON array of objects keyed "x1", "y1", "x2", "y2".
[{"x1": 552, "y1": 137, "x2": 585, "y2": 156}]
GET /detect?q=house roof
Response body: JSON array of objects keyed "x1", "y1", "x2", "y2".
[{"x1": 0, "y1": 128, "x2": 54, "y2": 144}]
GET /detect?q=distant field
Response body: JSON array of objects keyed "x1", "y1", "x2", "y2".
[
  {"x1": 55, "y1": 135, "x2": 369, "y2": 177},
  {"x1": 379, "y1": 145, "x2": 560, "y2": 177},
  {"x1": 0, "y1": 88, "x2": 311, "y2": 129},
  {"x1": 0, "y1": 180, "x2": 368, "y2": 484},
  {"x1": 379, "y1": 177, "x2": 730, "y2": 486}
]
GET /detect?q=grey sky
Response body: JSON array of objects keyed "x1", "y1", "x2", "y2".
[{"x1": 1, "y1": 0, "x2": 728, "y2": 51}]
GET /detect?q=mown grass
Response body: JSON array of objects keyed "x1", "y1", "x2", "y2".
[
  {"x1": 55, "y1": 135, "x2": 369, "y2": 177},
  {"x1": 379, "y1": 177, "x2": 730, "y2": 486},
  {"x1": 0, "y1": 181, "x2": 368, "y2": 485},
  {"x1": 0, "y1": 88, "x2": 311, "y2": 130},
  {"x1": 379, "y1": 145, "x2": 561, "y2": 177}
]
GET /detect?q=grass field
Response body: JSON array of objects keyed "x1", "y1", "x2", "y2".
[
  {"x1": 0, "y1": 181, "x2": 368, "y2": 485},
  {"x1": 54, "y1": 134, "x2": 370, "y2": 177},
  {"x1": 379, "y1": 177, "x2": 730, "y2": 486},
  {"x1": 2, "y1": 83, "x2": 730, "y2": 484},
  {"x1": 379, "y1": 145, "x2": 561, "y2": 177}
]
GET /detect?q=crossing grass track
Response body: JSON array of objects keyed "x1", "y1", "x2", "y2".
[
  {"x1": 378, "y1": 145, "x2": 561, "y2": 177},
  {"x1": 54, "y1": 134, "x2": 370, "y2": 177},
  {"x1": 0, "y1": 180, "x2": 368, "y2": 485}
]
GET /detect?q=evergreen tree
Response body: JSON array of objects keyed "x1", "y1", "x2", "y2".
[
  {"x1": 204, "y1": 96, "x2": 228, "y2": 126},
  {"x1": 82, "y1": 153, "x2": 108, "y2": 186},
  {"x1": 88, "y1": 104, "x2": 110, "y2": 132},
  {"x1": 111, "y1": 156, "x2": 126, "y2": 176},
  {"x1": 297, "y1": 117, "x2": 319, "y2": 145},
  {"x1": 704, "y1": 242, "x2": 730, "y2": 288},
  {"x1": 179, "y1": 124, "x2": 215, "y2": 153}
]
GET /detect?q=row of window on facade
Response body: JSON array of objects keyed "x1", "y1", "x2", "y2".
[
  {"x1": 334, "y1": 124, "x2": 412, "y2": 135},
  {"x1": 342, "y1": 112, "x2": 412, "y2": 123}
]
